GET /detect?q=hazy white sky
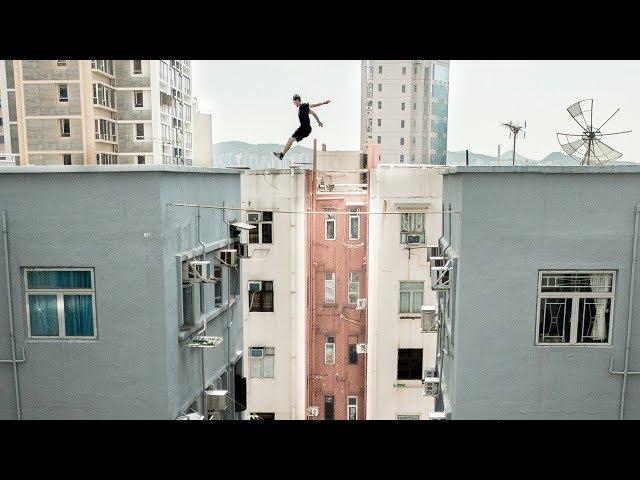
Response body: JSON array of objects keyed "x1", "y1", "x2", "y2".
[{"x1": 192, "y1": 60, "x2": 640, "y2": 161}]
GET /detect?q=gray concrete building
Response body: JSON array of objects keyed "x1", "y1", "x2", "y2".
[
  {"x1": 0, "y1": 166, "x2": 245, "y2": 419},
  {"x1": 360, "y1": 60, "x2": 449, "y2": 165},
  {"x1": 431, "y1": 166, "x2": 640, "y2": 419},
  {"x1": 0, "y1": 60, "x2": 201, "y2": 166}
]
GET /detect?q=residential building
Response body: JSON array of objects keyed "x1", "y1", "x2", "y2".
[
  {"x1": 192, "y1": 98, "x2": 213, "y2": 167},
  {"x1": 367, "y1": 163, "x2": 444, "y2": 420},
  {"x1": 360, "y1": 60, "x2": 449, "y2": 165},
  {"x1": 241, "y1": 168, "x2": 307, "y2": 420},
  {"x1": 0, "y1": 165, "x2": 244, "y2": 419},
  {"x1": 434, "y1": 166, "x2": 640, "y2": 419},
  {"x1": 0, "y1": 60, "x2": 196, "y2": 166}
]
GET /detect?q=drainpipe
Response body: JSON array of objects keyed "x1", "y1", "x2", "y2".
[
  {"x1": 610, "y1": 203, "x2": 640, "y2": 420},
  {"x1": 223, "y1": 201, "x2": 233, "y2": 420},
  {"x1": 196, "y1": 206, "x2": 207, "y2": 419},
  {"x1": 2, "y1": 210, "x2": 21, "y2": 419},
  {"x1": 290, "y1": 164, "x2": 297, "y2": 419}
]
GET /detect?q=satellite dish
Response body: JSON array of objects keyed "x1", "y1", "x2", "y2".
[{"x1": 557, "y1": 99, "x2": 631, "y2": 165}]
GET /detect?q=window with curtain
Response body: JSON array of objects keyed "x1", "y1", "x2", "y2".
[
  {"x1": 537, "y1": 271, "x2": 615, "y2": 345},
  {"x1": 399, "y1": 281, "x2": 424, "y2": 314},
  {"x1": 249, "y1": 347, "x2": 274, "y2": 378},
  {"x1": 25, "y1": 268, "x2": 96, "y2": 338},
  {"x1": 400, "y1": 213, "x2": 425, "y2": 244}
]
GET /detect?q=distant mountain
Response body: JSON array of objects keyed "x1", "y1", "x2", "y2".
[{"x1": 213, "y1": 142, "x2": 638, "y2": 169}]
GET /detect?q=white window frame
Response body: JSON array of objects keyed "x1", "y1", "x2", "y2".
[
  {"x1": 348, "y1": 272, "x2": 359, "y2": 304},
  {"x1": 535, "y1": 270, "x2": 615, "y2": 346},
  {"x1": 378, "y1": 65, "x2": 382, "y2": 74},
  {"x1": 400, "y1": 155, "x2": 404, "y2": 163},
  {"x1": 378, "y1": 83, "x2": 382, "y2": 92},
  {"x1": 94, "y1": 118, "x2": 117, "y2": 142},
  {"x1": 24, "y1": 268, "x2": 97, "y2": 339},
  {"x1": 402, "y1": 84, "x2": 406, "y2": 93},
  {"x1": 59, "y1": 118, "x2": 70, "y2": 138},
  {"x1": 401, "y1": 102, "x2": 405, "y2": 111},
  {"x1": 250, "y1": 347, "x2": 275, "y2": 378},
  {"x1": 349, "y1": 208, "x2": 360, "y2": 240},
  {"x1": 399, "y1": 281, "x2": 424, "y2": 315},
  {"x1": 400, "y1": 137, "x2": 405, "y2": 146},
  {"x1": 325, "y1": 272, "x2": 335, "y2": 304},
  {"x1": 247, "y1": 211, "x2": 273, "y2": 245},
  {"x1": 400, "y1": 213, "x2": 425, "y2": 244},
  {"x1": 58, "y1": 84, "x2": 68, "y2": 103},
  {"x1": 133, "y1": 90, "x2": 144, "y2": 108},
  {"x1": 401, "y1": 120, "x2": 405, "y2": 128},
  {"x1": 132, "y1": 60, "x2": 142, "y2": 75},
  {"x1": 135, "y1": 123, "x2": 145, "y2": 141},
  {"x1": 137, "y1": 155, "x2": 145, "y2": 165},
  {"x1": 402, "y1": 66, "x2": 406, "y2": 75},
  {"x1": 325, "y1": 213, "x2": 336, "y2": 241},
  {"x1": 377, "y1": 118, "x2": 381, "y2": 127},
  {"x1": 325, "y1": 336, "x2": 335, "y2": 365},
  {"x1": 347, "y1": 396, "x2": 357, "y2": 420},
  {"x1": 377, "y1": 101, "x2": 382, "y2": 110},
  {"x1": 377, "y1": 136, "x2": 381, "y2": 144}
]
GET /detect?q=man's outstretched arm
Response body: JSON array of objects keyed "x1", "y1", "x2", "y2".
[
  {"x1": 310, "y1": 110, "x2": 323, "y2": 127},
  {"x1": 309, "y1": 99, "x2": 331, "y2": 108}
]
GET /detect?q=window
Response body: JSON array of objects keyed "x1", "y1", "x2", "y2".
[
  {"x1": 400, "y1": 213, "x2": 425, "y2": 244},
  {"x1": 57, "y1": 60, "x2": 67, "y2": 67},
  {"x1": 325, "y1": 213, "x2": 336, "y2": 240},
  {"x1": 96, "y1": 153, "x2": 118, "y2": 165},
  {"x1": 402, "y1": 84, "x2": 406, "y2": 93},
  {"x1": 377, "y1": 101, "x2": 382, "y2": 110},
  {"x1": 399, "y1": 281, "x2": 424, "y2": 314},
  {"x1": 58, "y1": 84, "x2": 68, "y2": 102},
  {"x1": 160, "y1": 61, "x2": 169, "y2": 83},
  {"x1": 59, "y1": 119, "x2": 70, "y2": 137},
  {"x1": 396, "y1": 414, "x2": 420, "y2": 420},
  {"x1": 377, "y1": 118, "x2": 381, "y2": 127},
  {"x1": 536, "y1": 271, "x2": 615, "y2": 345},
  {"x1": 400, "y1": 155, "x2": 404, "y2": 163},
  {"x1": 249, "y1": 412, "x2": 275, "y2": 420},
  {"x1": 324, "y1": 395, "x2": 334, "y2": 420},
  {"x1": 377, "y1": 136, "x2": 381, "y2": 144},
  {"x1": 401, "y1": 120, "x2": 405, "y2": 128},
  {"x1": 367, "y1": 83, "x2": 373, "y2": 97},
  {"x1": 414, "y1": 67, "x2": 418, "y2": 75},
  {"x1": 162, "y1": 123, "x2": 171, "y2": 143},
  {"x1": 92, "y1": 83, "x2": 116, "y2": 109},
  {"x1": 349, "y1": 209, "x2": 360, "y2": 240},
  {"x1": 412, "y1": 137, "x2": 416, "y2": 144},
  {"x1": 400, "y1": 137, "x2": 405, "y2": 146},
  {"x1": 135, "y1": 123, "x2": 144, "y2": 140},
  {"x1": 413, "y1": 84, "x2": 417, "y2": 92},
  {"x1": 325, "y1": 336, "x2": 335, "y2": 365},
  {"x1": 132, "y1": 60, "x2": 142, "y2": 75},
  {"x1": 348, "y1": 344, "x2": 358, "y2": 364},
  {"x1": 348, "y1": 272, "x2": 359, "y2": 304},
  {"x1": 249, "y1": 280, "x2": 274, "y2": 312},
  {"x1": 25, "y1": 268, "x2": 96, "y2": 338},
  {"x1": 411, "y1": 155, "x2": 415, "y2": 163},
  {"x1": 94, "y1": 118, "x2": 117, "y2": 141},
  {"x1": 397, "y1": 348, "x2": 423, "y2": 380},
  {"x1": 182, "y1": 283, "x2": 195, "y2": 327},
  {"x1": 324, "y1": 272, "x2": 335, "y2": 304},
  {"x1": 250, "y1": 347, "x2": 274, "y2": 378},
  {"x1": 378, "y1": 65, "x2": 382, "y2": 74},
  {"x1": 402, "y1": 66, "x2": 406, "y2": 75},
  {"x1": 378, "y1": 83, "x2": 382, "y2": 92},
  {"x1": 347, "y1": 396, "x2": 357, "y2": 420},
  {"x1": 63, "y1": 154, "x2": 71, "y2": 165},
  {"x1": 247, "y1": 211, "x2": 273, "y2": 244},
  {"x1": 134, "y1": 90, "x2": 144, "y2": 108},
  {"x1": 412, "y1": 120, "x2": 416, "y2": 128},
  {"x1": 214, "y1": 266, "x2": 222, "y2": 307},
  {"x1": 413, "y1": 102, "x2": 417, "y2": 110},
  {"x1": 401, "y1": 102, "x2": 405, "y2": 111},
  {"x1": 137, "y1": 155, "x2": 145, "y2": 164}
]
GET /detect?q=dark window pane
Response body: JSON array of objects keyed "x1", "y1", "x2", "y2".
[
  {"x1": 28, "y1": 295, "x2": 59, "y2": 336},
  {"x1": 248, "y1": 224, "x2": 259, "y2": 243},
  {"x1": 262, "y1": 212, "x2": 273, "y2": 221},
  {"x1": 27, "y1": 270, "x2": 92, "y2": 289},
  {"x1": 397, "y1": 348, "x2": 423, "y2": 380},
  {"x1": 348, "y1": 344, "x2": 358, "y2": 364},
  {"x1": 261, "y1": 223, "x2": 272, "y2": 243},
  {"x1": 324, "y1": 396, "x2": 334, "y2": 420},
  {"x1": 64, "y1": 295, "x2": 94, "y2": 336}
]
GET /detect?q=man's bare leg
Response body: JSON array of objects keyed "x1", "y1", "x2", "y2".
[{"x1": 274, "y1": 137, "x2": 296, "y2": 160}]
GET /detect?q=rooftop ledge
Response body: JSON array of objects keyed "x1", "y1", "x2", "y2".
[
  {"x1": 0, "y1": 165, "x2": 244, "y2": 175},
  {"x1": 441, "y1": 165, "x2": 640, "y2": 175}
]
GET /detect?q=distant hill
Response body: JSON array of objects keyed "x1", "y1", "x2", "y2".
[{"x1": 213, "y1": 142, "x2": 638, "y2": 169}]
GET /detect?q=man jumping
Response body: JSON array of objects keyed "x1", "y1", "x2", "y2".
[{"x1": 273, "y1": 94, "x2": 331, "y2": 160}]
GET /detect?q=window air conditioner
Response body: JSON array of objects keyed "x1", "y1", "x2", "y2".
[
  {"x1": 430, "y1": 256, "x2": 445, "y2": 268},
  {"x1": 236, "y1": 243, "x2": 249, "y2": 258},
  {"x1": 421, "y1": 305, "x2": 438, "y2": 332},
  {"x1": 217, "y1": 249, "x2": 237, "y2": 266},
  {"x1": 423, "y1": 368, "x2": 440, "y2": 396},
  {"x1": 206, "y1": 390, "x2": 227, "y2": 411},
  {"x1": 356, "y1": 343, "x2": 367, "y2": 354},
  {"x1": 183, "y1": 260, "x2": 210, "y2": 283},
  {"x1": 307, "y1": 407, "x2": 319, "y2": 417},
  {"x1": 406, "y1": 234, "x2": 422, "y2": 244},
  {"x1": 428, "y1": 411, "x2": 447, "y2": 420},
  {"x1": 247, "y1": 212, "x2": 260, "y2": 222},
  {"x1": 356, "y1": 299, "x2": 367, "y2": 310},
  {"x1": 248, "y1": 281, "x2": 262, "y2": 292}
]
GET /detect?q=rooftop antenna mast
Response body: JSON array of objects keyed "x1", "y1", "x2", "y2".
[
  {"x1": 500, "y1": 120, "x2": 527, "y2": 166},
  {"x1": 557, "y1": 99, "x2": 631, "y2": 165}
]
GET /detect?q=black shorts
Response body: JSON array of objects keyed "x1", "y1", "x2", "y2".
[{"x1": 292, "y1": 125, "x2": 312, "y2": 142}]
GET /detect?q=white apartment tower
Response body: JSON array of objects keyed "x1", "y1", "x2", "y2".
[
  {"x1": 360, "y1": 60, "x2": 450, "y2": 165},
  {"x1": 0, "y1": 60, "x2": 198, "y2": 166}
]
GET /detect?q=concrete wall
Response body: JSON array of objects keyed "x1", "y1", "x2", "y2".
[
  {"x1": 0, "y1": 166, "x2": 242, "y2": 419},
  {"x1": 193, "y1": 100, "x2": 213, "y2": 168},
  {"x1": 241, "y1": 169, "x2": 307, "y2": 419},
  {"x1": 367, "y1": 165, "x2": 444, "y2": 419},
  {"x1": 441, "y1": 166, "x2": 640, "y2": 419}
]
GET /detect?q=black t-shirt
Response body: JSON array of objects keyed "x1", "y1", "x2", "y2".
[{"x1": 298, "y1": 103, "x2": 311, "y2": 128}]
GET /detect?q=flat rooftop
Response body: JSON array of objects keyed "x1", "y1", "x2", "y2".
[
  {"x1": 441, "y1": 165, "x2": 640, "y2": 175},
  {"x1": 0, "y1": 165, "x2": 244, "y2": 175}
]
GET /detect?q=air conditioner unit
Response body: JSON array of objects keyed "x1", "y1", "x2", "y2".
[
  {"x1": 217, "y1": 249, "x2": 237, "y2": 266},
  {"x1": 183, "y1": 260, "x2": 211, "y2": 283},
  {"x1": 206, "y1": 389, "x2": 227, "y2": 411},
  {"x1": 248, "y1": 281, "x2": 262, "y2": 292},
  {"x1": 307, "y1": 406, "x2": 319, "y2": 417},
  {"x1": 428, "y1": 411, "x2": 447, "y2": 420},
  {"x1": 247, "y1": 212, "x2": 260, "y2": 222},
  {"x1": 356, "y1": 298, "x2": 367, "y2": 310},
  {"x1": 430, "y1": 256, "x2": 445, "y2": 267},
  {"x1": 426, "y1": 245, "x2": 440, "y2": 261},
  {"x1": 236, "y1": 243, "x2": 249, "y2": 258},
  {"x1": 421, "y1": 305, "x2": 438, "y2": 332},
  {"x1": 356, "y1": 343, "x2": 367, "y2": 354},
  {"x1": 423, "y1": 368, "x2": 440, "y2": 396},
  {"x1": 406, "y1": 234, "x2": 422, "y2": 244}
]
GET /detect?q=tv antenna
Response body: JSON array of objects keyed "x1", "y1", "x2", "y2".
[
  {"x1": 500, "y1": 120, "x2": 526, "y2": 166},
  {"x1": 557, "y1": 99, "x2": 631, "y2": 165}
]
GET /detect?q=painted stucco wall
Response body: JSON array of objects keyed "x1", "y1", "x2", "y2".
[{"x1": 441, "y1": 166, "x2": 640, "y2": 419}]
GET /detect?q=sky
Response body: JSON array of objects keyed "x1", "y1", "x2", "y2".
[{"x1": 192, "y1": 60, "x2": 640, "y2": 162}]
